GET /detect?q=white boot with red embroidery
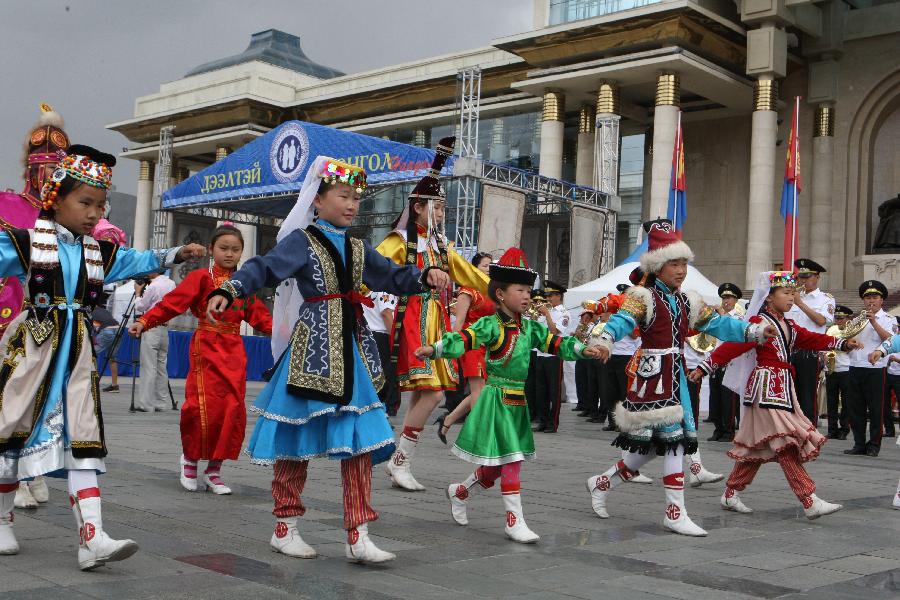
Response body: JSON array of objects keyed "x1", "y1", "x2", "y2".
[
  {"x1": 0, "y1": 490, "x2": 18, "y2": 555},
  {"x1": 502, "y1": 493, "x2": 539, "y2": 544},
  {"x1": 586, "y1": 460, "x2": 633, "y2": 518},
  {"x1": 661, "y1": 473, "x2": 707, "y2": 537},
  {"x1": 687, "y1": 453, "x2": 723, "y2": 487},
  {"x1": 720, "y1": 487, "x2": 753, "y2": 513},
  {"x1": 29, "y1": 477, "x2": 50, "y2": 503},
  {"x1": 385, "y1": 434, "x2": 426, "y2": 491},
  {"x1": 345, "y1": 523, "x2": 396, "y2": 563},
  {"x1": 14, "y1": 481, "x2": 37, "y2": 508},
  {"x1": 72, "y1": 490, "x2": 139, "y2": 570},
  {"x1": 270, "y1": 517, "x2": 317, "y2": 558},
  {"x1": 447, "y1": 482, "x2": 472, "y2": 525},
  {"x1": 893, "y1": 478, "x2": 900, "y2": 510},
  {"x1": 802, "y1": 494, "x2": 842, "y2": 520}
]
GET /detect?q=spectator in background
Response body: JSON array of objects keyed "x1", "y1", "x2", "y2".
[
  {"x1": 92, "y1": 293, "x2": 121, "y2": 392},
  {"x1": 364, "y1": 291, "x2": 400, "y2": 416},
  {"x1": 133, "y1": 271, "x2": 176, "y2": 412}
]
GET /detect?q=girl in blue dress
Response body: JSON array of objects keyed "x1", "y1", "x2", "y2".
[
  {"x1": 206, "y1": 156, "x2": 449, "y2": 564},
  {"x1": 0, "y1": 145, "x2": 205, "y2": 569}
]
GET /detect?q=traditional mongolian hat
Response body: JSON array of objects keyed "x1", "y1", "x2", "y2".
[
  {"x1": 490, "y1": 248, "x2": 537, "y2": 287},
  {"x1": 40, "y1": 144, "x2": 115, "y2": 210},
  {"x1": 639, "y1": 218, "x2": 694, "y2": 274}
]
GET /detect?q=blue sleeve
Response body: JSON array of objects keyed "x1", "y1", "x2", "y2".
[
  {"x1": 229, "y1": 230, "x2": 309, "y2": 298},
  {"x1": 0, "y1": 232, "x2": 26, "y2": 279},
  {"x1": 603, "y1": 312, "x2": 638, "y2": 343},
  {"x1": 362, "y1": 241, "x2": 425, "y2": 296},
  {"x1": 698, "y1": 313, "x2": 749, "y2": 342},
  {"x1": 105, "y1": 247, "x2": 178, "y2": 283},
  {"x1": 881, "y1": 334, "x2": 900, "y2": 355}
]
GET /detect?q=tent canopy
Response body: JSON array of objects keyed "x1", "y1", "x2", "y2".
[
  {"x1": 565, "y1": 261, "x2": 722, "y2": 308},
  {"x1": 162, "y1": 120, "x2": 454, "y2": 217}
]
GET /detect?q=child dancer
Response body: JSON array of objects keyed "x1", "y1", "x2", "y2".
[
  {"x1": 690, "y1": 271, "x2": 858, "y2": 518},
  {"x1": 206, "y1": 157, "x2": 449, "y2": 563},
  {"x1": 0, "y1": 145, "x2": 205, "y2": 568},
  {"x1": 435, "y1": 252, "x2": 494, "y2": 443},
  {"x1": 130, "y1": 224, "x2": 272, "y2": 495},
  {"x1": 377, "y1": 137, "x2": 489, "y2": 491},
  {"x1": 417, "y1": 249, "x2": 601, "y2": 542},
  {"x1": 585, "y1": 220, "x2": 771, "y2": 537}
]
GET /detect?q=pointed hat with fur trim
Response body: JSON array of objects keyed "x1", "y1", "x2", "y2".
[{"x1": 639, "y1": 219, "x2": 694, "y2": 274}]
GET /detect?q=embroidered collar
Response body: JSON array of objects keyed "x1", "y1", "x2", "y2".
[
  {"x1": 655, "y1": 279, "x2": 676, "y2": 295},
  {"x1": 54, "y1": 221, "x2": 83, "y2": 245},
  {"x1": 496, "y1": 308, "x2": 522, "y2": 328},
  {"x1": 315, "y1": 219, "x2": 347, "y2": 236}
]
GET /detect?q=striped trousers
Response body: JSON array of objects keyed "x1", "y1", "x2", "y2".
[
  {"x1": 272, "y1": 453, "x2": 378, "y2": 530},
  {"x1": 726, "y1": 447, "x2": 815, "y2": 501}
]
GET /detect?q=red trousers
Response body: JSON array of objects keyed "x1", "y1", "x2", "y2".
[
  {"x1": 271, "y1": 453, "x2": 377, "y2": 530},
  {"x1": 726, "y1": 447, "x2": 815, "y2": 500}
]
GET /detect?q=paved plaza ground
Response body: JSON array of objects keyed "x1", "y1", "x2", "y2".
[{"x1": 3, "y1": 378, "x2": 900, "y2": 599}]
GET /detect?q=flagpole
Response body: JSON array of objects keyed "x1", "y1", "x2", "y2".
[
  {"x1": 790, "y1": 96, "x2": 799, "y2": 268},
  {"x1": 673, "y1": 111, "x2": 682, "y2": 230}
]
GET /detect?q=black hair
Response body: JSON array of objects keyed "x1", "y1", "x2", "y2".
[
  {"x1": 471, "y1": 252, "x2": 493, "y2": 267},
  {"x1": 209, "y1": 224, "x2": 244, "y2": 248},
  {"x1": 487, "y1": 280, "x2": 515, "y2": 304}
]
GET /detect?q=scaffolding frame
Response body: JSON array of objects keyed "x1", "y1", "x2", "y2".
[
  {"x1": 453, "y1": 67, "x2": 481, "y2": 256},
  {"x1": 151, "y1": 126, "x2": 176, "y2": 249}
]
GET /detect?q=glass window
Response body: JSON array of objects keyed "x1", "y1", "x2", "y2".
[{"x1": 548, "y1": 0, "x2": 664, "y2": 25}]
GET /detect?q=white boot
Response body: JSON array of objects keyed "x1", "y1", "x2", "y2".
[
  {"x1": 202, "y1": 472, "x2": 232, "y2": 495},
  {"x1": 180, "y1": 455, "x2": 198, "y2": 492},
  {"x1": 14, "y1": 482, "x2": 37, "y2": 509},
  {"x1": 0, "y1": 491, "x2": 18, "y2": 555},
  {"x1": 630, "y1": 473, "x2": 654, "y2": 484},
  {"x1": 661, "y1": 474, "x2": 707, "y2": 537},
  {"x1": 385, "y1": 434, "x2": 425, "y2": 491},
  {"x1": 74, "y1": 492, "x2": 139, "y2": 570},
  {"x1": 586, "y1": 460, "x2": 632, "y2": 518},
  {"x1": 29, "y1": 477, "x2": 49, "y2": 503},
  {"x1": 447, "y1": 483, "x2": 472, "y2": 525},
  {"x1": 687, "y1": 453, "x2": 724, "y2": 487},
  {"x1": 720, "y1": 488, "x2": 753, "y2": 513},
  {"x1": 802, "y1": 494, "x2": 842, "y2": 520},
  {"x1": 345, "y1": 523, "x2": 396, "y2": 563},
  {"x1": 893, "y1": 478, "x2": 900, "y2": 510},
  {"x1": 270, "y1": 517, "x2": 317, "y2": 558},
  {"x1": 502, "y1": 493, "x2": 539, "y2": 543}
]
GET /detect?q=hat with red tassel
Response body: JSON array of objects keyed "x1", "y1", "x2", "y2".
[{"x1": 489, "y1": 247, "x2": 537, "y2": 286}]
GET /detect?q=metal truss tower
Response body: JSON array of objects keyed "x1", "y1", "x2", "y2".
[
  {"x1": 453, "y1": 67, "x2": 481, "y2": 256},
  {"x1": 151, "y1": 125, "x2": 176, "y2": 249}
]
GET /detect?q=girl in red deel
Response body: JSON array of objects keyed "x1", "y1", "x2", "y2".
[{"x1": 130, "y1": 225, "x2": 272, "y2": 494}]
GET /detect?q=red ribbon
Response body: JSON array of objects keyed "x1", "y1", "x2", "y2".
[{"x1": 305, "y1": 291, "x2": 373, "y2": 319}]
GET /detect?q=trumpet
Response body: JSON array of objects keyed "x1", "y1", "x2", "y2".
[
  {"x1": 525, "y1": 299, "x2": 548, "y2": 319},
  {"x1": 687, "y1": 332, "x2": 716, "y2": 353}
]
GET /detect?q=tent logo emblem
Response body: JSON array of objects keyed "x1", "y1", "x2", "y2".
[{"x1": 270, "y1": 123, "x2": 309, "y2": 183}]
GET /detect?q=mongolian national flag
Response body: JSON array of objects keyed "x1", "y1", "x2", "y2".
[
  {"x1": 666, "y1": 113, "x2": 687, "y2": 232},
  {"x1": 780, "y1": 97, "x2": 802, "y2": 270}
]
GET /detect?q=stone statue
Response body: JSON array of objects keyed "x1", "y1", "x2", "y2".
[{"x1": 873, "y1": 194, "x2": 900, "y2": 251}]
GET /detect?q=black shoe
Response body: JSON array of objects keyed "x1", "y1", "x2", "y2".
[
  {"x1": 867, "y1": 447, "x2": 880, "y2": 457},
  {"x1": 702, "y1": 418, "x2": 715, "y2": 423},
  {"x1": 154, "y1": 408, "x2": 164, "y2": 413},
  {"x1": 843, "y1": 446, "x2": 867, "y2": 455},
  {"x1": 587, "y1": 416, "x2": 603, "y2": 423},
  {"x1": 602, "y1": 424, "x2": 616, "y2": 431},
  {"x1": 543, "y1": 427, "x2": 557, "y2": 433},
  {"x1": 884, "y1": 431, "x2": 896, "y2": 438},
  {"x1": 837, "y1": 431, "x2": 849, "y2": 440},
  {"x1": 131, "y1": 407, "x2": 148, "y2": 413},
  {"x1": 434, "y1": 414, "x2": 449, "y2": 445},
  {"x1": 826, "y1": 432, "x2": 840, "y2": 439},
  {"x1": 572, "y1": 405, "x2": 584, "y2": 412},
  {"x1": 102, "y1": 385, "x2": 119, "y2": 393},
  {"x1": 578, "y1": 410, "x2": 592, "y2": 418},
  {"x1": 719, "y1": 432, "x2": 735, "y2": 442},
  {"x1": 532, "y1": 423, "x2": 547, "y2": 432},
  {"x1": 707, "y1": 431, "x2": 723, "y2": 442}
]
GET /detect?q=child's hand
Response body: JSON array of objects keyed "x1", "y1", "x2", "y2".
[
  {"x1": 426, "y1": 269, "x2": 450, "y2": 291},
  {"x1": 128, "y1": 322, "x2": 145, "y2": 337},
  {"x1": 843, "y1": 338, "x2": 862, "y2": 351},
  {"x1": 178, "y1": 243, "x2": 207, "y2": 262},
  {"x1": 762, "y1": 325, "x2": 778, "y2": 339},
  {"x1": 687, "y1": 368, "x2": 704, "y2": 383},
  {"x1": 583, "y1": 346, "x2": 604, "y2": 360},
  {"x1": 890, "y1": 354, "x2": 900, "y2": 364},
  {"x1": 592, "y1": 345, "x2": 610, "y2": 363},
  {"x1": 868, "y1": 350, "x2": 885, "y2": 365},
  {"x1": 206, "y1": 296, "x2": 228, "y2": 323},
  {"x1": 414, "y1": 345, "x2": 434, "y2": 359}
]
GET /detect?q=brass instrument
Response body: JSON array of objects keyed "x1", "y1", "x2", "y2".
[
  {"x1": 588, "y1": 321, "x2": 606, "y2": 346},
  {"x1": 824, "y1": 324, "x2": 845, "y2": 374},
  {"x1": 687, "y1": 332, "x2": 716, "y2": 353},
  {"x1": 733, "y1": 302, "x2": 746, "y2": 317},
  {"x1": 574, "y1": 322, "x2": 590, "y2": 344},
  {"x1": 838, "y1": 312, "x2": 869, "y2": 339},
  {"x1": 524, "y1": 299, "x2": 548, "y2": 320}
]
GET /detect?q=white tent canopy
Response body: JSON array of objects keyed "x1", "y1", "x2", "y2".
[{"x1": 565, "y1": 262, "x2": 722, "y2": 309}]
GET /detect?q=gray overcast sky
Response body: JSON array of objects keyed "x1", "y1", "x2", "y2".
[{"x1": 1, "y1": 0, "x2": 532, "y2": 196}]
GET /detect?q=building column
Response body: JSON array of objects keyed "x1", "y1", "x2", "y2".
[
  {"x1": 744, "y1": 77, "x2": 779, "y2": 286},
  {"x1": 809, "y1": 104, "x2": 834, "y2": 269},
  {"x1": 648, "y1": 73, "x2": 679, "y2": 219},
  {"x1": 539, "y1": 91, "x2": 565, "y2": 179},
  {"x1": 575, "y1": 105, "x2": 595, "y2": 187},
  {"x1": 489, "y1": 119, "x2": 508, "y2": 162},
  {"x1": 133, "y1": 160, "x2": 154, "y2": 251}
]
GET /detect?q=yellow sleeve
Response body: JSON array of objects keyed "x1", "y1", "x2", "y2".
[
  {"x1": 375, "y1": 232, "x2": 407, "y2": 266},
  {"x1": 448, "y1": 249, "x2": 489, "y2": 293}
]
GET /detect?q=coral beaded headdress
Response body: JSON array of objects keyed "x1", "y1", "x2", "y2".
[{"x1": 40, "y1": 144, "x2": 115, "y2": 210}]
